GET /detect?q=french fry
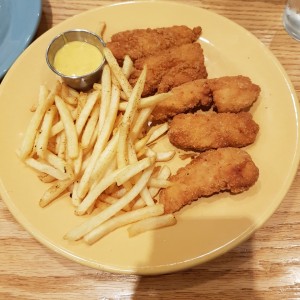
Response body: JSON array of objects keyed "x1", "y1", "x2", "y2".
[
  {"x1": 147, "y1": 123, "x2": 169, "y2": 145},
  {"x1": 148, "y1": 178, "x2": 173, "y2": 189},
  {"x1": 50, "y1": 107, "x2": 78, "y2": 138},
  {"x1": 130, "y1": 107, "x2": 154, "y2": 141},
  {"x1": 37, "y1": 173, "x2": 56, "y2": 183},
  {"x1": 72, "y1": 145, "x2": 83, "y2": 176},
  {"x1": 134, "y1": 126, "x2": 157, "y2": 153},
  {"x1": 71, "y1": 180, "x2": 81, "y2": 207},
  {"x1": 127, "y1": 214, "x2": 176, "y2": 237},
  {"x1": 99, "y1": 64, "x2": 111, "y2": 132},
  {"x1": 36, "y1": 105, "x2": 57, "y2": 158},
  {"x1": 115, "y1": 157, "x2": 152, "y2": 186},
  {"x1": 43, "y1": 149, "x2": 74, "y2": 179},
  {"x1": 96, "y1": 21, "x2": 106, "y2": 37},
  {"x1": 122, "y1": 66, "x2": 147, "y2": 125},
  {"x1": 122, "y1": 55, "x2": 134, "y2": 79},
  {"x1": 65, "y1": 164, "x2": 154, "y2": 240},
  {"x1": 40, "y1": 177, "x2": 77, "y2": 207},
  {"x1": 24, "y1": 158, "x2": 68, "y2": 181},
  {"x1": 56, "y1": 130, "x2": 66, "y2": 159},
  {"x1": 118, "y1": 92, "x2": 172, "y2": 111},
  {"x1": 116, "y1": 121, "x2": 130, "y2": 169},
  {"x1": 103, "y1": 47, "x2": 133, "y2": 99},
  {"x1": 75, "y1": 90, "x2": 99, "y2": 136},
  {"x1": 132, "y1": 165, "x2": 171, "y2": 210},
  {"x1": 55, "y1": 95, "x2": 79, "y2": 159},
  {"x1": 127, "y1": 140, "x2": 155, "y2": 206},
  {"x1": 75, "y1": 168, "x2": 122, "y2": 216},
  {"x1": 148, "y1": 165, "x2": 171, "y2": 196},
  {"x1": 84, "y1": 204, "x2": 164, "y2": 244},
  {"x1": 82, "y1": 119, "x2": 99, "y2": 155},
  {"x1": 76, "y1": 85, "x2": 120, "y2": 199},
  {"x1": 154, "y1": 150, "x2": 176, "y2": 162},
  {"x1": 81, "y1": 101, "x2": 100, "y2": 149},
  {"x1": 117, "y1": 66, "x2": 147, "y2": 169},
  {"x1": 90, "y1": 131, "x2": 119, "y2": 184},
  {"x1": 97, "y1": 194, "x2": 119, "y2": 205},
  {"x1": 61, "y1": 82, "x2": 78, "y2": 106},
  {"x1": 139, "y1": 184, "x2": 155, "y2": 206},
  {"x1": 93, "y1": 83, "x2": 102, "y2": 91},
  {"x1": 19, "y1": 85, "x2": 54, "y2": 160}
]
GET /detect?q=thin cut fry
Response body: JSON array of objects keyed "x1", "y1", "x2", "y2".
[
  {"x1": 36, "y1": 105, "x2": 57, "y2": 158},
  {"x1": 96, "y1": 21, "x2": 106, "y2": 37},
  {"x1": 77, "y1": 85, "x2": 120, "y2": 199},
  {"x1": 65, "y1": 165, "x2": 154, "y2": 240},
  {"x1": 147, "y1": 123, "x2": 169, "y2": 145},
  {"x1": 90, "y1": 131, "x2": 119, "y2": 184},
  {"x1": 130, "y1": 107, "x2": 154, "y2": 141},
  {"x1": 19, "y1": 85, "x2": 55, "y2": 159},
  {"x1": 24, "y1": 158, "x2": 68, "y2": 181},
  {"x1": 75, "y1": 90, "x2": 99, "y2": 136},
  {"x1": 76, "y1": 168, "x2": 122, "y2": 216},
  {"x1": 40, "y1": 177, "x2": 76, "y2": 207},
  {"x1": 81, "y1": 101, "x2": 100, "y2": 149},
  {"x1": 118, "y1": 92, "x2": 171, "y2": 111},
  {"x1": 132, "y1": 165, "x2": 171, "y2": 210},
  {"x1": 55, "y1": 95, "x2": 79, "y2": 159},
  {"x1": 122, "y1": 55, "x2": 134, "y2": 79},
  {"x1": 148, "y1": 178, "x2": 173, "y2": 189},
  {"x1": 127, "y1": 214, "x2": 177, "y2": 237},
  {"x1": 43, "y1": 149, "x2": 74, "y2": 179},
  {"x1": 117, "y1": 66, "x2": 147, "y2": 170},
  {"x1": 37, "y1": 173, "x2": 56, "y2": 183},
  {"x1": 99, "y1": 64, "x2": 111, "y2": 133},
  {"x1": 103, "y1": 47, "x2": 133, "y2": 99},
  {"x1": 115, "y1": 157, "x2": 152, "y2": 186},
  {"x1": 84, "y1": 204, "x2": 164, "y2": 244}
]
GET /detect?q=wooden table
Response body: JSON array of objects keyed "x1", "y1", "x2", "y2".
[{"x1": 1, "y1": 1, "x2": 299, "y2": 299}]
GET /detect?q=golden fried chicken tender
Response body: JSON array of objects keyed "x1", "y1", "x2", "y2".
[
  {"x1": 207, "y1": 75, "x2": 260, "y2": 113},
  {"x1": 130, "y1": 43, "x2": 208, "y2": 96},
  {"x1": 168, "y1": 111, "x2": 259, "y2": 151},
  {"x1": 159, "y1": 147, "x2": 259, "y2": 213},
  {"x1": 151, "y1": 79, "x2": 212, "y2": 123},
  {"x1": 106, "y1": 25, "x2": 202, "y2": 62}
]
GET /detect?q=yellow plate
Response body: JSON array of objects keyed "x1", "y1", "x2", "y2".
[{"x1": 0, "y1": 1, "x2": 299, "y2": 275}]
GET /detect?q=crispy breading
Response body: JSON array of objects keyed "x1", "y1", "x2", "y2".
[
  {"x1": 207, "y1": 75, "x2": 261, "y2": 112},
  {"x1": 168, "y1": 111, "x2": 259, "y2": 151},
  {"x1": 151, "y1": 79, "x2": 212, "y2": 123},
  {"x1": 130, "y1": 43, "x2": 208, "y2": 96},
  {"x1": 159, "y1": 147, "x2": 259, "y2": 213},
  {"x1": 150, "y1": 76, "x2": 260, "y2": 122},
  {"x1": 106, "y1": 25, "x2": 202, "y2": 62}
]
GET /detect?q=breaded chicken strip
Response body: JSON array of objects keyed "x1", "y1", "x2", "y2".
[
  {"x1": 207, "y1": 76, "x2": 260, "y2": 113},
  {"x1": 130, "y1": 43, "x2": 207, "y2": 96},
  {"x1": 151, "y1": 79, "x2": 212, "y2": 123},
  {"x1": 106, "y1": 25, "x2": 202, "y2": 62},
  {"x1": 159, "y1": 147, "x2": 259, "y2": 213},
  {"x1": 151, "y1": 76, "x2": 260, "y2": 122},
  {"x1": 168, "y1": 111, "x2": 259, "y2": 151}
]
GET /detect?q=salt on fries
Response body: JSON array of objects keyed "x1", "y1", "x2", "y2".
[{"x1": 18, "y1": 40, "x2": 176, "y2": 245}]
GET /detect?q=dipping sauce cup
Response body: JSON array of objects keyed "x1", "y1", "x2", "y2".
[{"x1": 46, "y1": 29, "x2": 106, "y2": 90}]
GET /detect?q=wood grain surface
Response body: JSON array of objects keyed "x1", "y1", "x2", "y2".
[{"x1": 1, "y1": 1, "x2": 300, "y2": 299}]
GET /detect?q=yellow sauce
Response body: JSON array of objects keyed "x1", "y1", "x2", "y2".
[{"x1": 54, "y1": 41, "x2": 103, "y2": 76}]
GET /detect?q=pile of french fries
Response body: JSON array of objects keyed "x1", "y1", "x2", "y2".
[{"x1": 18, "y1": 46, "x2": 177, "y2": 245}]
